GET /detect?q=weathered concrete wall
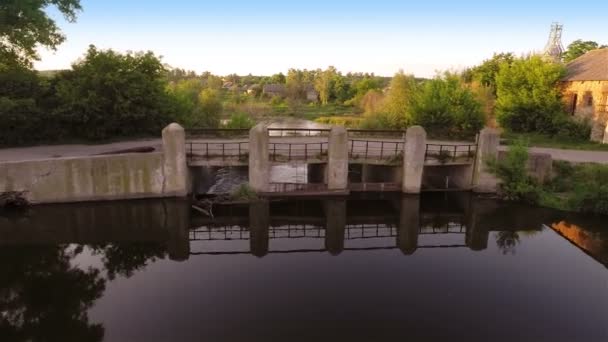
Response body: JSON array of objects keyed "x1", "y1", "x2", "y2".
[
  {"x1": 472, "y1": 128, "x2": 499, "y2": 193},
  {"x1": 402, "y1": 126, "x2": 426, "y2": 193},
  {"x1": 562, "y1": 80, "x2": 608, "y2": 142},
  {"x1": 248, "y1": 124, "x2": 270, "y2": 192},
  {"x1": 327, "y1": 127, "x2": 349, "y2": 190},
  {"x1": 0, "y1": 123, "x2": 188, "y2": 204},
  {"x1": 422, "y1": 165, "x2": 473, "y2": 190}
]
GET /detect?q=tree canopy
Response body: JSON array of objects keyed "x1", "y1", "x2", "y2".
[
  {"x1": 0, "y1": 0, "x2": 82, "y2": 68},
  {"x1": 562, "y1": 39, "x2": 607, "y2": 63}
]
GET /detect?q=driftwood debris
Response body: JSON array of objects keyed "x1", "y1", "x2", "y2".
[
  {"x1": 191, "y1": 194, "x2": 232, "y2": 218},
  {"x1": 0, "y1": 191, "x2": 30, "y2": 209}
]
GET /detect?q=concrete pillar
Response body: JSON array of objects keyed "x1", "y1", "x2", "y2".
[
  {"x1": 248, "y1": 124, "x2": 269, "y2": 192},
  {"x1": 162, "y1": 123, "x2": 188, "y2": 196},
  {"x1": 397, "y1": 195, "x2": 420, "y2": 255},
  {"x1": 249, "y1": 200, "x2": 269, "y2": 257},
  {"x1": 472, "y1": 128, "x2": 500, "y2": 193},
  {"x1": 402, "y1": 126, "x2": 427, "y2": 193},
  {"x1": 166, "y1": 199, "x2": 191, "y2": 261},
  {"x1": 324, "y1": 199, "x2": 346, "y2": 255},
  {"x1": 327, "y1": 126, "x2": 349, "y2": 190}
]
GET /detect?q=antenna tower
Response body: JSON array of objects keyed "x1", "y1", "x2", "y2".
[{"x1": 543, "y1": 22, "x2": 564, "y2": 61}]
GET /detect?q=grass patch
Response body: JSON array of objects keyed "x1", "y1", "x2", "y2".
[{"x1": 503, "y1": 132, "x2": 608, "y2": 151}]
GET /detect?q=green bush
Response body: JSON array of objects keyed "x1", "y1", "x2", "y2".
[
  {"x1": 496, "y1": 55, "x2": 566, "y2": 134},
  {"x1": 410, "y1": 73, "x2": 485, "y2": 138},
  {"x1": 53, "y1": 45, "x2": 179, "y2": 140},
  {"x1": 487, "y1": 140, "x2": 540, "y2": 204},
  {"x1": 549, "y1": 115, "x2": 591, "y2": 141},
  {"x1": 223, "y1": 112, "x2": 255, "y2": 129},
  {"x1": 567, "y1": 164, "x2": 608, "y2": 215}
]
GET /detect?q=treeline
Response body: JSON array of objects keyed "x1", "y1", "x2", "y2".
[{"x1": 1, "y1": 46, "x2": 184, "y2": 145}]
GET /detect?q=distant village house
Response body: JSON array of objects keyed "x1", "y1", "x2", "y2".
[
  {"x1": 262, "y1": 84, "x2": 286, "y2": 97},
  {"x1": 561, "y1": 48, "x2": 608, "y2": 142}
]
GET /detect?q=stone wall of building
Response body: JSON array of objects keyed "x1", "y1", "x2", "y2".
[{"x1": 562, "y1": 80, "x2": 608, "y2": 142}]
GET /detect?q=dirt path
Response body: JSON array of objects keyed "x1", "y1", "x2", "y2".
[{"x1": 2, "y1": 137, "x2": 608, "y2": 164}]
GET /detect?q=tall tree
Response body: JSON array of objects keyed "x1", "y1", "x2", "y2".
[
  {"x1": 0, "y1": 0, "x2": 82, "y2": 68},
  {"x1": 495, "y1": 55, "x2": 566, "y2": 133},
  {"x1": 470, "y1": 53, "x2": 515, "y2": 93},
  {"x1": 563, "y1": 39, "x2": 608, "y2": 63}
]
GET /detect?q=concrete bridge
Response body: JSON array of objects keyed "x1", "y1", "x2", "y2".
[{"x1": 184, "y1": 125, "x2": 500, "y2": 195}]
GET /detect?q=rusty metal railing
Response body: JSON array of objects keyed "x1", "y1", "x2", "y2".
[
  {"x1": 269, "y1": 142, "x2": 328, "y2": 161},
  {"x1": 186, "y1": 141, "x2": 248, "y2": 163},
  {"x1": 349, "y1": 139, "x2": 404, "y2": 161},
  {"x1": 424, "y1": 143, "x2": 477, "y2": 163}
]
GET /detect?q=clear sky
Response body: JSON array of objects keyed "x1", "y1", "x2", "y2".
[{"x1": 35, "y1": 0, "x2": 608, "y2": 77}]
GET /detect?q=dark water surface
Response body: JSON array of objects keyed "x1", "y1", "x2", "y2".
[{"x1": 0, "y1": 193, "x2": 607, "y2": 342}]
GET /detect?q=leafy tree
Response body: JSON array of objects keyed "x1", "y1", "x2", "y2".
[
  {"x1": 487, "y1": 140, "x2": 540, "y2": 204},
  {"x1": 195, "y1": 88, "x2": 222, "y2": 127},
  {"x1": 0, "y1": 0, "x2": 82, "y2": 68},
  {"x1": 469, "y1": 53, "x2": 514, "y2": 93},
  {"x1": 380, "y1": 70, "x2": 417, "y2": 128},
  {"x1": 53, "y1": 45, "x2": 178, "y2": 139},
  {"x1": 314, "y1": 66, "x2": 338, "y2": 105},
  {"x1": 563, "y1": 39, "x2": 607, "y2": 63},
  {"x1": 269, "y1": 72, "x2": 286, "y2": 84},
  {"x1": 410, "y1": 73, "x2": 485, "y2": 138},
  {"x1": 495, "y1": 55, "x2": 566, "y2": 133}
]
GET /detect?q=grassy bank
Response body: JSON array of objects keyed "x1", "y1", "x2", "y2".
[
  {"x1": 503, "y1": 132, "x2": 608, "y2": 151},
  {"x1": 490, "y1": 142, "x2": 608, "y2": 216}
]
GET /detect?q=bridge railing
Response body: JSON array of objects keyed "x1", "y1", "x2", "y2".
[
  {"x1": 424, "y1": 143, "x2": 477, "y2": 163},
  {"x1": 349, "y1": 139, "x2": 404, "y2": 161},
  {"x1": 269, "y1": 142, "x2": 328, "y2": 161},
  {"x1": 186, "y1": 141, "x2": 249, "y2": 163}
]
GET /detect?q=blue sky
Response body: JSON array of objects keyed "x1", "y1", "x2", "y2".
[{"x1": 35, "y1": 0, "x2": 608, "y2": 77}]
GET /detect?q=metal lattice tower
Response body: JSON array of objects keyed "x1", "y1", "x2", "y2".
[{"x1": 543, "y1": 22, "x2": 564, "y2": 61}]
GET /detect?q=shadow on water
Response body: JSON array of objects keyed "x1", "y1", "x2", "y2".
[{"x1": 0, "y1": 194, "x2": 607, "y2": 341}]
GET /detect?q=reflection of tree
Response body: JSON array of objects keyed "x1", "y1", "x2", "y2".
[
  {"x1": 496, "y1": 231, "x2": 520, "y2": 255},
  {"x1": 0, "y1": 245, "x2": 105, "y2": 342},
  {"x1": 92, "y1": 243, "x2": 167, "y2": 280}
]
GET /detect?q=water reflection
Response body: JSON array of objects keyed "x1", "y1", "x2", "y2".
[{"x1": 0, "y1": 194, "x2": 607, "y2": 340}]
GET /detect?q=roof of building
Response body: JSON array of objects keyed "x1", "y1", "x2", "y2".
[
  {"x1": 262, "y1": 84, "x2": 286, "y2": 93},
  {"x1": 563, "y1": 48, "x2": 608, "y2": 81}
]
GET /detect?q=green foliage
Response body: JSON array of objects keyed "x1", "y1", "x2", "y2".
[
  {"x1": 562, "y1": 39, "x2": 607, "y2": 63},
  {"x1": 379, "y1": 70, "x2": 417, "y2": 128},
  {"x1": 0, "y1": 0, "x2": 82, "y2": 68},
  {"x1": 52, "y1": 45, "x2": 178, "y2": 140},
  {"x1": 469, "y1": 52, "x2": 515, "y2": 93},
  {"x1": 223, "y1": 112, "x2": 255, "y2": 129},
  {"x1": 495, "y1": 55, "x2": 571, "y2": 135},
  {"x1": 230, "y1": 183, "x2": 259, "y2": 201},
  {"x1": 195, "y1": 88, "x2": 222, "y2": 127},
  {"x1": 409, "y1": 73, "x2": 485, "y2": 138},
  {"x1": 487, "y1": 141, "x2": 540, "y2": 204}
]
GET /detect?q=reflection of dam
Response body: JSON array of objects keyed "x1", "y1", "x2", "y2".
[
  {"x1": 0, "y1": 193, "x2": 557, "y2": 260},
  {"x1": 188, "y1": 194, "x2": 541, "y2": 257}
]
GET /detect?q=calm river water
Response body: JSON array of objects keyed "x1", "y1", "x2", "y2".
[{"x1": 0, "y1": 193, "x2": 607, "y2": 341}]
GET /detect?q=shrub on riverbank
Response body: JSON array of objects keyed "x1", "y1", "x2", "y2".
[
  {"x1": 490, "y1": 144, "x2": 608, "y2": 215},
  {"x1": 543, "y1": 161, "x2": 608, "y2": 215},
  {"x1": 487, "y1": 140, "x2": 540, "y2": 204}
]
